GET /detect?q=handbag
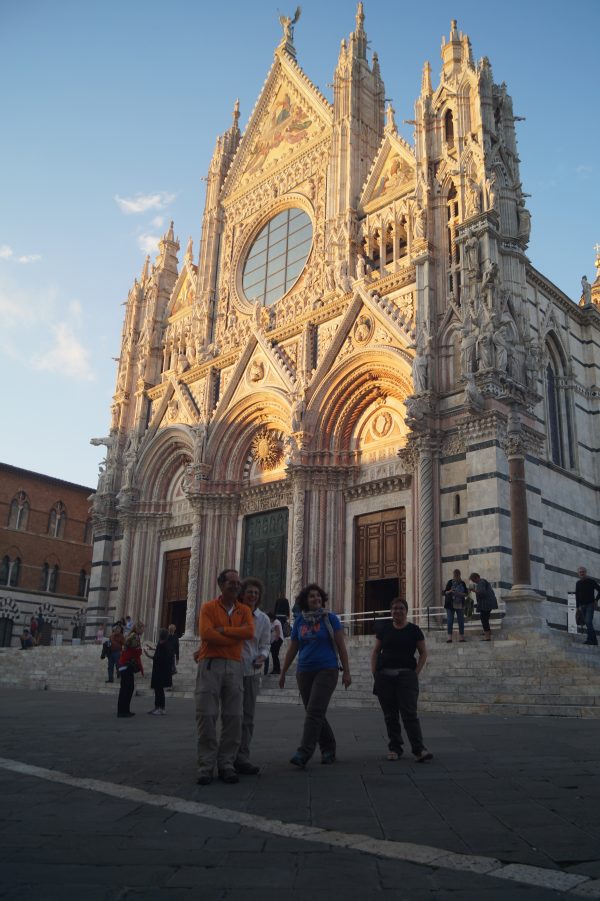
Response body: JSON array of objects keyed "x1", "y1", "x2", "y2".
[{"x1": 576, "y1": 607, "x2": 585, "y2": 626}]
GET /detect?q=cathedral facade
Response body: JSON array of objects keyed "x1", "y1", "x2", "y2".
[{"x1": 88, "y1": 8, "x2": 600, "y2": 640}]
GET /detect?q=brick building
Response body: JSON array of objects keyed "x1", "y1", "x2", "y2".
[{"x1": 0, "y1": 463, "x2": 95, "y2": 647}]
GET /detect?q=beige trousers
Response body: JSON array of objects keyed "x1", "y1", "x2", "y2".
[{"x1": 195, "y1": 658, "x2": 243, "y2": 776}]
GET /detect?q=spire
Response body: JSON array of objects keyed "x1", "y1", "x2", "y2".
[
  {"x1": 185, "y1": 236, "x2": 194, "y2": 262},
  {"x1": 372, "y1": 51, "x2": 380, "y2": 79},
  {"x1": 140, "y1": 254, "x2": 150, "y2": 285},
  {"x1": 165, "y1": 220, "x2": 175, "y2": 243},
  {"x1": 421, "y1": 61, "x2": 432, "y2": 97},
  {"x1": 385, "y1": 102, "x2": 397, "y2": 134},
  {"x1": 441, "y1": 19, "x2": 468, "y2": 79},
  {"x1": 350, "y1": 2, "x2": 367, "y2": 59},
  {"x1": 154, "y1": 220, "x2": 179, "y2": 277},
  {"x1": 232, "y1": 98, "x2": 240, "y2": 130}
]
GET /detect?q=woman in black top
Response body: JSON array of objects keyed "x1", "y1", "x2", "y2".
[
  {"x1": 371, "y1": 598, "x2": 433, "y2": 763},
  {"x1": 144, "y1": 629, "x2": 173, "y2": 715}
]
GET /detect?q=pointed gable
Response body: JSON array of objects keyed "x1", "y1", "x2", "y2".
[
  {"x1": 166, "y1": 263, "x2": 197, "y2": 320},
  {"x1": 221, "y1": 50, "x2": 332, "y2": 200},
  {"x1": 360, "y1": 133, "x2": 416, "y2": 211}
]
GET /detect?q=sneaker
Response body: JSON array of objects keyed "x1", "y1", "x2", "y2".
[
  {"x1": 415, "y1": 749, "x2": 433, "y2": 763},
  {"x1": 150, "y1": 709, "x2": 162, "y2": 716},
  {"x1": 105, "y1": 679, "x2": 114, "y2": 683},
  {"x1": 117, "y1": 712, "x2": 135, "y2": 718},
  {"x1": 387, "y1": 750, "x2": 402, "y2": 761},
  {"x1": 218, "y1": 769, "x2": 239, "y2": 784},
  {"x1": 290, "y1": 752, "x2": 307, "y2": 769},
  {"x1": 446, "y1": 638, "x2": 453, "y2": 643},
  {"x1": 147, "y1": 709, "x2": 158, "y2": 715},
  {"x1": 159, "y1": 709, "x2": 167, "y2": 715},
  {"x1": 233, "y1": 761, "x2": 260, "y2": 775},
  {"x1": 197, "y1": 774, "x2": 213, "y2": 786},
  {"x1": 321, "y1": 751, "x2": 336, "y2": 765}
]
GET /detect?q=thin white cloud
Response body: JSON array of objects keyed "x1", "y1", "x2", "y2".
[
  {"x1": 138, "y1": 233, "x2": 161, "y2": 254},
  {"x1": 151, "y1": 216, "x2": 165, "y2": 228},
  {"x1": 34, "y1": 322, "x2": 94, "y2": 382},
  {"x1": 0, "y1": 245, "x2": 14, "y2": 259},
  {"x1": 18, "y1": 254, "x2": 42, "y2": 264},
  {"x1": 115, "y1": 191, "x2": 176, "y2": 215}
]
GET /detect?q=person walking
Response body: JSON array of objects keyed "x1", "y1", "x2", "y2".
[
  {"x1": 266, "y1": 612, "x2": 284, "y2": 674},
  {"x1": 234, "y1": 578, "x2": 271, "y2": 776},
  {"x1": 193, "y1": 569, "x2": 254, "y2": 786},
  {"x1": 144, "y1": 629, "x2": 173, "y2": 715},
  {"x1": 443, "y1": 569, "x2": 469, "y2": 642},
  {"x1": 274, "y1": 593, "x2": 291, "y2": 635},
  {"x1": 469, "y1": 573, "x2": 498, "y2": 641},
  {"x1": 166, "y1": 624, "x2": 180, "y2": 675},
  {"x1": 279, "y1": 583, "x2": 351, "y2": 768},
  {"x1": 575, "y1": 567, "x2": 600, "y2": 646},
  {"x1": 371, "y1": 598, "x2": 433, "y2": 763},
  {"x1": 116, "y1": 622, "x2": 144, "y2": 718},
  {"x1": 106, "y1": 623, "x2": 124, "y2": 683}
]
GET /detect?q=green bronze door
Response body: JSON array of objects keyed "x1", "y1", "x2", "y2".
[{"x1": 242, "y1": 508, "x2": 289, "y2": 611}]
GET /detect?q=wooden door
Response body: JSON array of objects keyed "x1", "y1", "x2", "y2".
[
  {"x1": 354, "y1": 508, "x2": 406, "y2": 632},
  {"x1": 162, "y1": 549, "x2": 190, "y2": 633},
  {"x1": 242, "y1": 508, "x2": 288, "y2": 612}
]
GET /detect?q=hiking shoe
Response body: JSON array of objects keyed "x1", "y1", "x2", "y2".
[
  {"x1": 290, "y1": 752, "x2": 307, "y2": 769},
  {"x1": 234, "y1": 761, "x2": 260, "y2": 775},
  {"x1": 321, "y1": 752, "x2": 336, "y2": 765},
  {"x1": 218, "y1": 769, "x2": 239, "y2": 784}
]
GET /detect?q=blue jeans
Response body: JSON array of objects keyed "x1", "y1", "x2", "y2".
[
  {"x1": 446, "y1": 608, "x2": 465, "y2": 636},
  {"x1": 583, "y1": 603, "x2": 597, "y2": 645},
  {"x1": 107, "y1": 650, "x2": 120, "y2": 681}
]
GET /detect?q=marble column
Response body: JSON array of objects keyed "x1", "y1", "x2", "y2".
[
  {"x1": 289, "y1": 468, "x2": 307, "y2": 601},
  {"x1": 115, "y1": 517, "x2": 134, "y2": 621},
  {"x1": 416, "y1": 441, "x2": 435, "y2": 610},
  {"x1": 183, "y1": 503, "x2": 203, "y2": 639}
]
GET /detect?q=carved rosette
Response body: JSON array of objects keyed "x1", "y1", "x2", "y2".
[{"x1": 251, "y1": 429, "x2": 284, "y2": 470}]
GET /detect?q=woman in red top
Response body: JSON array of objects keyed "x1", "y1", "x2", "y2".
[{"x1": 117, "y1": 622, "x2": 144, "y2": 718}]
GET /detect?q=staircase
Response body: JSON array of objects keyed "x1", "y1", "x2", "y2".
[{"x1": 2, "y1": 627, "x2": 599, "y2": 717}]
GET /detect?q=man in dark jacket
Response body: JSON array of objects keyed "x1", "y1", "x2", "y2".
[{"x1": 576, "y1": 567, "x2": 600, "y2": 646}]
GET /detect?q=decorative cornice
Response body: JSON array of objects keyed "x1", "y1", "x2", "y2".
[{"x1": 345, "y1": 473, "x2": 411, "y2": 501}]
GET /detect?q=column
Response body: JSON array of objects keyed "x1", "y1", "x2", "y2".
[
  {"x1": 289, "y1": 468, "x2": 306, "y2": 601},
  {"x1": 115, "y1": 518, "x2": 134, "y2": 621},
  {"x1": 416, "y1": 441, "x2": 435, "y2": 609},
  {"x1": 183, "y1": 503, "x2": 203, "y2": 639}
]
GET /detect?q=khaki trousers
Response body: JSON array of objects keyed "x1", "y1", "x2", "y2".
[
  {"x1": 236, "y1": 674, "x2": 260, "y2": 765},
  {"x1": 195, "y1": 658, "x2": 243, "y2": 776}
]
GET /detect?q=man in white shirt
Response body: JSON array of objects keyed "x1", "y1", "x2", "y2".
[{"x1": 234, "y1": 577, "x2": 271, "y2": 776}]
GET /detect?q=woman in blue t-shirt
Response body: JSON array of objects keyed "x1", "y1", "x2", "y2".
[
  {"x1": 279, "y1": 583, "x2": 351, "y2": 768},
  {"x1": 371, "y1": 598, "x2": 433, "y2": 763}
]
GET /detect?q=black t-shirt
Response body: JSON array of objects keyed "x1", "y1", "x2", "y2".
[{"x1": 374, "y1": 621, "x2": 424, "y2": 671}]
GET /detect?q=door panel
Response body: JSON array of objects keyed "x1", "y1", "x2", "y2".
[{"x1": 242, "y1": 508, "x2": 288, "y2": 612}]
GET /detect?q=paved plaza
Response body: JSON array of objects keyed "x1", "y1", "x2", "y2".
[{"x1": 2, "y1": 687, "x2": 600, "y2": 900}]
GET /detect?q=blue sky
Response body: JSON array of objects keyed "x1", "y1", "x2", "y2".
[{"x1": 1, "y1": 0, "x2": 598, "y2": 488}]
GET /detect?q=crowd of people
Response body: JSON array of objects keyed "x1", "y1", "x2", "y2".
[{"x1": 102, "y1": 563, "x2": 598, "y2": 780}]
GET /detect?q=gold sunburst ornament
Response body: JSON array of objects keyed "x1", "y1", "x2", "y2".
[{"x1": 251, "y1": 429, "x2": 283, "y2": 470}]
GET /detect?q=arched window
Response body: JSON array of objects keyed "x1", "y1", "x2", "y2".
[
  {"x1": 8, "y1": 492, "x2": 29, "y2": 530},
  {"x1": 444, "y1": 109, "x2": 454, "y2": 148},
  {"x1": 78, "y1": 569, "x2": 90, "y2": 598},
  {"x1": 446, "y1": 182, "x2": 460, "y2": 301},
  {"x1": 545, "y1": 337, "x2": 575, "y2": 469},
  {"x1": 48, "y1": 502, "x2": 66, "y2": 538},
  {"x1": 10, "y1": 557, "x2": 20, "y2": 587},
  {"x1": 40, "y1": 563, "x2": 59, "y2": 592}
]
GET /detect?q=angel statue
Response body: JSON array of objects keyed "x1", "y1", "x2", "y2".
[{"x1": 279, "y1": 7, "x2": 301, "y2": 43}]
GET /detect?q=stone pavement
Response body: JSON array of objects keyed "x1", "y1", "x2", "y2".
[{"x1": 2, "y1": 688, "x2": 600, "y2": 900}]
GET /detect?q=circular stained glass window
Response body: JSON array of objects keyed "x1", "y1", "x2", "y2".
[{"x1": 242, "y1": 208, "x2": 312, "y2": 307}]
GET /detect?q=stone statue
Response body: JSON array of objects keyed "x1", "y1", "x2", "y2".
[
  {"x1": 460, "y1": 314, "x2": 479, "y2": 376},
  {"x1": 493, "y1": 317, "x2": 510, "y2": 372},
  {"x1": 290, "y1": 389, "x2": 306, "y2": 432},
  {"x1": 411, "y1": 324, "x2": 432, "y2": 393},
  {"x1": 517, "y1": 199, "x2": 531, "y2": 243},
  {"x1": 191, "y1": 423, "x2": 207, "y2": 466},
  {"x1": 465, "y1": 180, "x2": 481, "y2": 218},
  {"x1": 581, "y1": 275, "x2": 592, "y2": 305},
  {"x1": 464, "y1": 230, "x2": 479, "y2": 274},
  {"x1": 324, "y1": 263, "x2": 336, "y2": 294},
  {"x1": 279, "y1": 7, "x2": 301, "y2": 42},
  {"x1": 335, "y1": 258, "x2": 352, "y2": 294},
  {"x1": 481, "y1": 260, "x2": 499, "y2": 297},
  {"x1": 463, "y1": 372, "x2": 484, "y2": 409},
  {"x1": 413, "y1": 205, "x2": 426, "y2": 239},
  {"x1": 356, "y1": 254, "x2": 366, "y2": 279},
  {"x1": 477, "y1": 313, "x2": 495, "y2": 370}
]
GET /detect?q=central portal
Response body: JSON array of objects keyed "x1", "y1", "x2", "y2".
[
  {"x1": 242, "y1": 508, "x2": 289, "y2": 611},
  {"x1": 354, "y1": 508, "x2": 406, "y2": 633}
]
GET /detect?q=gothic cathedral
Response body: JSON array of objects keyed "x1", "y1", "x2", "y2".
[{"x1": 89, "y1": 8, "x2": 600, "y2": 640}]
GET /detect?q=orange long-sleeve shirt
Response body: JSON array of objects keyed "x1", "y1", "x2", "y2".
[{"x1": 197, "y1": 597, "x2": 254, "y2": 661}]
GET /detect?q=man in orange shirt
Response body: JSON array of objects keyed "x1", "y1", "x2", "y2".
[{"x1": 193, "y1": 568, "x2": 254, "y2": 785}]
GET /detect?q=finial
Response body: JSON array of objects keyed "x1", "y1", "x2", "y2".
[
  {"x1": 421, "y1": 61, "x2": 432, "y2": 97},
  {"x1": 166, "y1": 221, "x2": 175, "y2": 242},
  {"x1": 450, "y1": 19, "x2": 459, "y2": 40},
  {"x1": 232, "y1": 98, "x2": 240, "y2": 129},
  {"x1": 185, "y1": 236, "x2": 193, "y2": 261},
  {"x1": 372, "y1": 50, "x2": 380, "y2": 77},
  {"x1": 140, "y1": 254, "x2": 150, "y2": 284},
  {"x1": 385, "y1": 101, "x2": 396, "y2": 133},
  {"x1": 594, "y1": 242, "x2": 600, "y2": 271}
]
